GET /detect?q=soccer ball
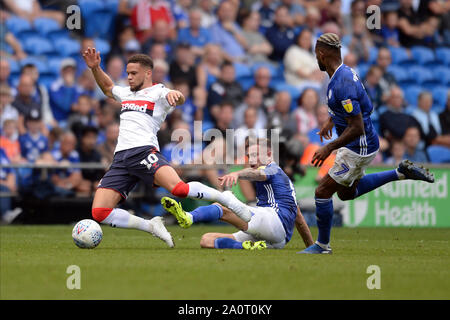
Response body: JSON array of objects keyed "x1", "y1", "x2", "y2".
[{"x1": 72, "y1": 219, "x2": 103, "y2": 249}]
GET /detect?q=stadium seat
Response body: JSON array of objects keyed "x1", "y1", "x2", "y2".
[
  {"x1": 368, "y1": 47, "x2": 378, "y2": 64},
  {"x1": 386, "y1": 65, "x2": 412, "y2": 84},
  {"x1": 431, "y1": 86, "x2": 449, "y2": 110},
  {"x1": 234, "y1": 63, "x2": 252, "y2": 79},
  {"x1": 389, "y1": 46, "x2": 412, "y2": 65},
  {"x1": 19, "y1": 56, "x2": 48, "y2": 74},
  {"x1": 5, "y1": 16, "x2": 33, "y2": 36},
  {"x1": 7, "y1": 59, "x2": 20, "y2": 74},
  {"x1": 427, "y1": 145, "x2": 450, "y2": 163},
  {"x1": 23, "y1": 37, "x2": 56, "y2": 56},
  {"x1": 33, "y1": 17, "x2": 62, "y2": 36},
  {"x1": 94, "y1": 38, "x2": 111, "y2": 56},
  {"x1": 430, "y1": 66, "x2": 450, "y2": 86},
  {"x1": 357, "y1": 63, "x2": 370, "y2": 80},
  {"x1": 403, "y1": 85, "x2": 423, "y2": 107},
  {"x1": 47, "y1": 57, "x2": 65, "y2": 75},
  {"x1": 408, "y1": 65, "x2": 434, "y2": 85},
  {"x1": 435, "y1": 47, "x2": 450, "y2": 66},
  {"x1": 239, "y1": 77, "x2": 255, "y2": 91},
  {"x1": 54, "y1": 38, "x2": 81, "y2": 57},
  {"x1": 38, "y1": 74, "x2": 58, "y2": 88},
  {"x1": 411, "y1": 46, "x2": 436, "y2": 65},
  {"x1": 79, "y1": 0, "x2": 118, "y2": 40}
]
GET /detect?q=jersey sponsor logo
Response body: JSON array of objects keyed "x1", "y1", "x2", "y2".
[
  {"x1": 121, "y1": 100, "x2": 155, "y2": 116},
  {"x1": 341, "y1": 99, "x2": 353, "y2": 113}
]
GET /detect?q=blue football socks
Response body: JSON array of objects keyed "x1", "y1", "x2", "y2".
[
  {"x1": 355, "y1": 170, "x2": 399, "y2": 198},
  {"x1": 315, "y1": 198, "x2": 334, "y2": 246},
  {"x1": 191, "y1": 204, "x2": 223, "y2": 223},
  {"x1": 214, "y1": 237, "x2": 243, "y2": 249}
]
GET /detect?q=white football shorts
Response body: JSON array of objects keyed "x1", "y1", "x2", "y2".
[
  {"x1": 233, "y1": 206, "x2": 286, "y2": 249},
  {"x1": 329, "y1": 147, "x2": 378, "y2": 187}
]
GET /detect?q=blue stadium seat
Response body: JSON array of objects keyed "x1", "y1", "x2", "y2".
[
  {"x1": 357, "y1": 63, "x2": 370, "y2": 80},
  {"x1": 19, "y1": 56, "x2": 48, "y2": 74},
  {"x1": 427, "y1": 145, "x2": 450, "y2": 163},
  {"x1": 54, "y1": 38, "x2": 81, "y2": 57},
  {"x1": 23, "y1": 36, "x2": 56, "y2": 56},
  {"x1": 389, "y1": 46, "x2": 412, "y2": 65},
  {"x1": 79, "y1": 0, "x2": 118, "y2": 40},
  {"x1": 403, "y1": 85, "x2": 423, "y2": 107},
  {"x1": 47, "y1": 29, "x2": 70, "y2": 43},
  {"x1": 368, "y1": 47, "x2": 378, "y2": 64},
  {"x1": 5, "y1": 16, "x2": 33, "y2": 35},
  {"x1": 33, "y1": 17, "x2": 62, "y2": 36},
  {"x1": 47, "y1": 57, "x2": 65, "y2": 75},
  {"x1": 431, "y1": 86, "x2": 449, "y2": 110},
  {"x1": 430, "y1": 66, "x2": 450, "y2": 86},
  {"x1": 408, "y1": 65, "x2": 434, "y2": 84},
  {"x1": 7, "y1": 59, "x2": 20, "y2": 74},
  {"x1": 386, "y1": 65, "x2": 411, "y2": 84},
  {"x1": 234, "y1": 63, "x2": 252, "y2": 79},
  {"x1": 411, "y1": 46, "x2": 436, "y2": 65},
  {"x1": 239, "y1": 77, "x2": 255, "y2": 91},
  {"x1": 435, "y1": 47, "x2": 450, "y2": 66},
  {"x1": 94, "y1": 38, "x2": 111, "y2": 56}
]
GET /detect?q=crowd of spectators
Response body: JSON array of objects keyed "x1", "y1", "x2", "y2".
[{"x1": 0, "y1": 0, "x2": 450, "y2": 221}]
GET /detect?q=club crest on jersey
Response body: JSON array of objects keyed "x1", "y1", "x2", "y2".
[
  {"x1": 121, "y1": 100, "x2": 155, "y2": 116},
  {"x1": 341, "y1": 99, "x2": 353, "y2": 113}
]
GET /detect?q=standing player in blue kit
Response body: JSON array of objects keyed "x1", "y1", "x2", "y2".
[{"x1": 299, "y1": 33, "x2": 435, "y2": 254}]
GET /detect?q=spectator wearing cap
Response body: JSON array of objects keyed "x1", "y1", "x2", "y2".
[
  {"x1": 12, "y1": 74, "x2": 45, "y2": 136},
  {"x1": 265, "y1": 5, "x2": 296, "y2": 62},
  {"x1": 209, "y1": 0, "x2": 247, "y2": 62},
  {"x1": 284, "y1": 28, "x2": 324, "y2": 91},
  {"x1": 177, "y1": 7, "x2": 212, "y2": 59},
  {"x1": 169, "y1": 43, "x2": 198, "y2": 92},
  {"x1": 76, "y1": 126, "x2": 104, "y2": 195},
  {"x1": 49, "y1": 58, "x2": 84, "y2": 128},
  {"x1": 240, "y1": 10, "x2": 273, "y2": 64},
  {"x1": 0, "y1": 85, "x2": 19, "y2": 129},
  {"x1": 18, "y1": 109, "x2": 48, "y2": 163}
]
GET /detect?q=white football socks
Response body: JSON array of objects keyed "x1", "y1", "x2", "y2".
[{"x1": 101, "y1": 208, "x2": 152, "y2": 233}]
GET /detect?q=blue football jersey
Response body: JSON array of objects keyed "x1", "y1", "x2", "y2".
[
  {"x1": 51, "y1": 149, "x2": 81, "y2": 178},
  {"x1": 327, "y1": 64, "x2": 379, "y2": 155},
  {"x1": 0, "y1": 148, "x2": 13, "y2": 181},
  {"x1": 254, "y1": 162, "x2": 298, "y2": 242}
]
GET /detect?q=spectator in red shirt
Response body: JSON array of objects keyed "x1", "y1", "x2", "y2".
[{"x1": 131, "y1": 0, "x2": 176, "y2": 43}]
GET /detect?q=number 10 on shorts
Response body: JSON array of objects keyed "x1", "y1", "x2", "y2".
[{"x1": 140, "y1": 153, "x2": 159, "y2": 170}]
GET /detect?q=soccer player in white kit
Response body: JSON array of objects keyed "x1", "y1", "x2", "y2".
[{"x1": 83, "y1": 48, "x2": 253, "y2": 247}]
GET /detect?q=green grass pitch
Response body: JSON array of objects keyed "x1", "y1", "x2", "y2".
[{"x1": 1, "y1": 224, "x2": 449, "y2": 300}]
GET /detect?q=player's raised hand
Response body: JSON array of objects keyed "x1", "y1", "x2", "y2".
[
  {"x1": 82, "y1": 47, "x2": 101, "y2": 69},
  {"x1": 218, "y1": 172, "x2": 239, "y2": 187},
  {"x1": 166, "y1": 90, "x2": 185, "y2": 107}
]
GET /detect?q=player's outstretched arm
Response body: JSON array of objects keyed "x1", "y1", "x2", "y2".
[
  {"x1": 218, "y1": 168, "x2": 267, "y2": 187},
  {"x1": 82, "y1": 47, "x2": 115, "y2": 99},
  {"x1": 295, "y1": 206, "x2": 314, "y2": 248}
]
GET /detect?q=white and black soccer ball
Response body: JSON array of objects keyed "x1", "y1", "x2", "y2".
[{"x1": 72, "y1": 219, "x2": 103, "y2": 249}]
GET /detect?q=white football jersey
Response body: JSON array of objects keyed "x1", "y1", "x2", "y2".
[{"x1": 111, "y1": 84, "x2": 174, "y2": 153}]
